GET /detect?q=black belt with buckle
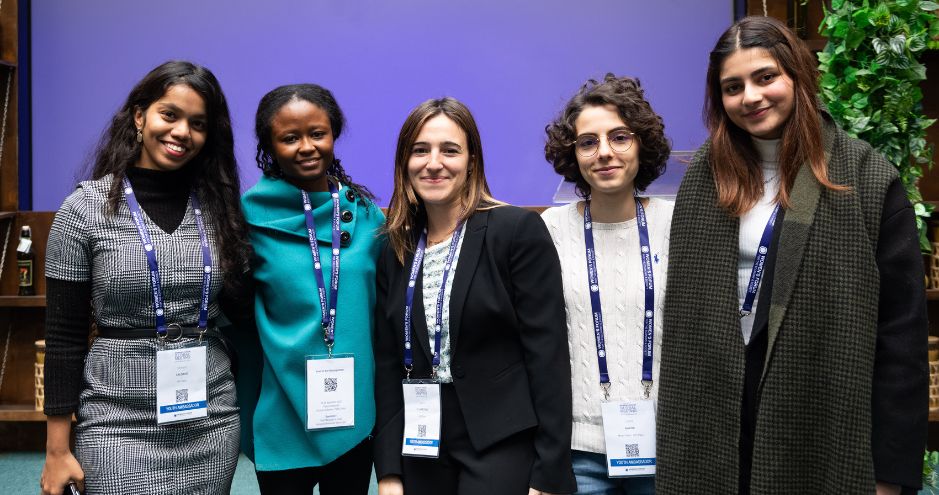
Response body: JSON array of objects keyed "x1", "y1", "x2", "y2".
[{"x1": 97, "y1": 321, "x2": 220, "y2": 341}]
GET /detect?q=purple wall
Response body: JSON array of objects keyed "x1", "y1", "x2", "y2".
[{"x1": 31, "y1": 0, "x2": 731, "y2": 210}]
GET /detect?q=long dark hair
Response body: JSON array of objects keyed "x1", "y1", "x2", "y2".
[
  {"x1": 705, "y1": 16, "x2": 845, "y2": 216},
  {"x1": 385, "y1": 97, "x2": 504, "y2": 264},
  {"x1": 254, "y1": 83, "x2": 374, "y2": 205},
  {"x1": 89, "y1": 60, "x2": 250, "y2": 290}
]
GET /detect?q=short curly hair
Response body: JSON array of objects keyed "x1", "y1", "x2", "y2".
[{"x1": 545, "y1": 74, "x2": 670, "y2": 198}]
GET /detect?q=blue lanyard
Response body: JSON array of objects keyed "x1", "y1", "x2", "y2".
[
  {"x1": 301, "y1": 183, "x2": 342, "y2": 351},
  {"x1": 403, "y1": 222, "x2": 464, "y2": 379},
  {"x1": 583, "y1": 198, "x2": 655, "y2": 399},
  {"x1": 122, "y1": 177, "x2": 211, "y2": 338},
  {"x1": 739, "y1": 204, "x2": 780, "y2": 317}
]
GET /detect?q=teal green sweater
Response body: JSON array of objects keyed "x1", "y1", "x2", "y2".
[{"x1": 241, "y1": 175, "x2": 384, "y2": 471}]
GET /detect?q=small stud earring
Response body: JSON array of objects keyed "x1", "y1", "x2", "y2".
[{"x1": 136, "y1": 128, "x2": 143, "y2": 143}]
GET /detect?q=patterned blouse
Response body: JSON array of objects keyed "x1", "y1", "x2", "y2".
[{"x1": 420, "y1": 228, "x2": 465, "y2": 383}]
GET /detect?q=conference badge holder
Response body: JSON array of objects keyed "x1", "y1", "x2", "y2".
[
  {"x1": 306, "y1": 353, "x2": 355, "y2": 430},
  {"x1": 601, "y1": 396, "x2": 656, "y2": 478},
  {"x1": 401, "y1": 379, "x2": 442, "y2": 458},
  {"x1": 155, "y1": 330, "x2": 209, "y2": 425}
]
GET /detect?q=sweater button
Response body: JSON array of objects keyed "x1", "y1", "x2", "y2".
[
  {"x1": 341, "y1": 210, "x2": 353, "y2": 223},
  {"x1": 340, "y1": 230, "x2": 351, "y2": 246},
  {"x1": 453, "y1": 366, "x2": 465, "y2": 379},
  {"x1": 345, "y1": 189, "x2": 356, "y2": 202}
]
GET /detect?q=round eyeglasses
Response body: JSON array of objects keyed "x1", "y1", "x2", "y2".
[{"x1": 574, "y1": 130, "x2": 636, "y2": 157}]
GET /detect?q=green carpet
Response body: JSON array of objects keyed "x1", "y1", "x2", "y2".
[{"x1": 0, "y1": 452, "x2": 378, "y2": 494}]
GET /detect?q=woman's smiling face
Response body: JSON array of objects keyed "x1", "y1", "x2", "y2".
[
  {"x1": 134, "y1": 84, "x2": 207, "y2": 171},
  {"x1": 719, "y1": 47, "x2": 795, "y2": 139},
  {"x1": 269, "y1": 98, "x2": 335, "y2": 192}
]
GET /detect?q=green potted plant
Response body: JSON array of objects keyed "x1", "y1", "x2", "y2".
[
  {"x1": 924, "y1": 450, "x2": 939, "y2": 493},
  {"x1": 817, "y1": 0, "x2": 939, "y2": 251}
]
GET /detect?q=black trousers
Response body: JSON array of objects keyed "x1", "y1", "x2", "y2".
[
  {"x1": 255, "y1": 438, "x2": 373, "y2": 495},
  {"x1": 402, "y1": 383, "x2": 536, "y2": 495}
]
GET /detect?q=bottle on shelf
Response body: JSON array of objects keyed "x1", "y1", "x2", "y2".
[{"x1": 17, "y1": 225, "x2": 34, "y2": 296}]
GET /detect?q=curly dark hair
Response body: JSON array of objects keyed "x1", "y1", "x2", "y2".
[
  {"x1": 254, "y1": 83, "x2": 375, "y2": 205},
  {"x1": 88, "y1": 60, "x2": 250, "y2": 292},
  {"x1": 544, "y1": 74, "x2": 670, "y2": 198}
]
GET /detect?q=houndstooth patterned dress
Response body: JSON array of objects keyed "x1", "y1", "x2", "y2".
[{"x1": 46, "y1": 175, "x2": 239, "y2": 494}]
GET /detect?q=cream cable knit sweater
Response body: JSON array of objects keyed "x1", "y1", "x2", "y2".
[{"x1": 541, "y1": 198, "x2": 673, "y2": 454}]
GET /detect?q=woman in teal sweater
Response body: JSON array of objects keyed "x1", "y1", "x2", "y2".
[{"x1": 241, "y1": 83, "x2": 384, "y2": 494}]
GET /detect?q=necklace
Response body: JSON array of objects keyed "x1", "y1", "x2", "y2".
[
  {"x1": 427, "y1": 232, "x2": 453, "y2": 247},
  {"x1": 426, "y1": 221, "x2": 460, "y2": 247},
  {"x1": 426, "y1": 203, "x2": 467, "y2": 246}
]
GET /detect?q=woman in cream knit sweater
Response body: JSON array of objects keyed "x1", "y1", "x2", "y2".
[{"x1": 542, "y1": 74, "x2": 672, "y2": 494}]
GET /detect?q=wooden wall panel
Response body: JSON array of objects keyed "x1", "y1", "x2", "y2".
[
  {"x1": 0, "y1": 0, "x2": 17, "y2": 64},
  {"x1": 0, "y1": 70, "x2": 15, "y2": 212}
]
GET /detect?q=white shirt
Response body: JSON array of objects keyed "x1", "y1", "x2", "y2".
[{"x1": 738, "y1": 136, "x2": 781, "y2": 343}]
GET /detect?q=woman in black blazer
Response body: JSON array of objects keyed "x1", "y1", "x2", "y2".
[{"x1": 373, "y1": 97, "x2": 576, "y2": 495}]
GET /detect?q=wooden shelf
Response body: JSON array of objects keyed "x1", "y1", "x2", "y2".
[
  {"x1": 928, "y1": 290, "x2": 939, "y2": 301},
  {"x1": 931, "y1": 410, "x2": 939, "y2": 422},
  {"x1": 0, "y1": 404, "x2": 44, "y2": 421},
  {"x1": 0, "y1": 295, "x2": 44, "y2": 307}
]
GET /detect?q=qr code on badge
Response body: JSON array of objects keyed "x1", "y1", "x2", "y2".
[
  {"x1": 176, "y1": 389, "x2": 188, "y2": 403},
  {"x1": 324, "y1": 377, "x2": 338, "y2": 392},
  {"x1": 624, "y1": 443, "x2": 640, "y2": 458},
  {"x1": 415, "y1": 386, "x2": 427, "y2": 398},
  {"x1": 417, "y1": 424, "x2": 427, "y2": 438}
]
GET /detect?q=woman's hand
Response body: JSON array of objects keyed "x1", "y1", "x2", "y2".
[
  {"x1": 528, "y1": 489, "x2": 560, "y2": 495},
  {"x1": 378, "y1": 475, "x2": 404, "y2": 495},
  {"x1": 40, "y1": 450, "x2": 84, "y2": 495},
  {"x1": 41, "y1": 415, "x2": 84, "y2": 495},
  {"x1": 875, "y1": 482, "x2": 901, "y2": 495}
]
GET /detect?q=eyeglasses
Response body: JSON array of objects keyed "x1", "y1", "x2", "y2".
[{"x1": 573, "y1": 130, "x2": 636, "y2": 157}]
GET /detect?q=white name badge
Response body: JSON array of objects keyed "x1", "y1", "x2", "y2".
[
  {"x1": 306, "y1": 354, "x2": 355, "y2": 430},
  {"x1": 156, "y1": 344, "x2": 208, "y2": 425},
  {"x1": 401, "y1": 380, "x2": 441, "y2": 458},
  {"x1": 601, "y1": 400, "x2": 656, "y2": 478}
]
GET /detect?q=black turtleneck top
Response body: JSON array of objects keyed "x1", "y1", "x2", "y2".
[{"x1": 123, "y1": 165, "x2": 192, "y2": 233}]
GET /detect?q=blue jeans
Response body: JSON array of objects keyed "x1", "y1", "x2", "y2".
[{"x1": 572, "y1": 450, "x2": 655, "y2": 495}]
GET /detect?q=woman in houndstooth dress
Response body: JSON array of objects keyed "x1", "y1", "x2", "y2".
[{"x1": 39, "y1": 61, "x2": 251, "y2": 495}]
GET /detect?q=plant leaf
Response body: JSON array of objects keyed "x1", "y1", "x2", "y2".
[
  {"x1": 890, "y1": 34, "x2": 907, "y2": 54},
  {"x1": 821, "y1": 0, "x2": 937, "y2": 251},
  {"x1": 821, "y1": 73, "x2": 840, "y2": 89}
]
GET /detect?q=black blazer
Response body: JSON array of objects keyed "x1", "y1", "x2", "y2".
[{"x1": 373, "y1": 205, "x2": 576, "y2": 494}]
